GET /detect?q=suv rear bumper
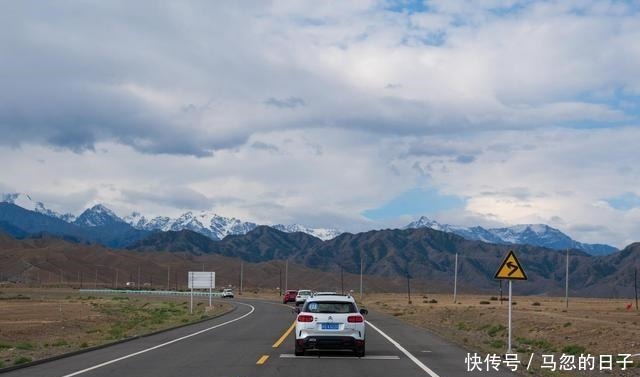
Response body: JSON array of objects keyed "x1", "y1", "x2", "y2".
[{"x1": 297, "y1": 336, "x2": 364, "y2": 350}]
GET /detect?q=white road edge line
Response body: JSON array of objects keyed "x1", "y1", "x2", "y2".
[
  {"x1": 60, "y1": 303, "x2": 256, "y2": 377},
  {"x1": 366, "y1": 320, "x2": 441, "y2": 377}
]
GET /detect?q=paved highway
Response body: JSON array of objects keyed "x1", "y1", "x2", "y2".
[{"x1": 2, "y1": 299, "x2": 517, "y2": 377}]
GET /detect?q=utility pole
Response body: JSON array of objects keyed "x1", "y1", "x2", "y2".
[
  {"x1": 95, "y1": 268, "x2": 98, "y2": 288},
  {"x1": 565, "y1": 249, "x2": 569, "y2": 309},
  {"x1": 240, "y1": 261, "x2": 243, "y2": 295},
  {"x1": 189, "y1": 272, "x2": 193, "y2": 315},
  {"x1": 340, "y1": 265, "x2": 344, "y2": 295},
  {"x1": 167, "y1": 266, "x2": 170, "y2": 290},
  {"x1": 115, "y1": 269, "x2": 119, "y2": 289},
  {"x1": 359, "y1": 255, "x2": 364, "y2": 301},
  {"x1": 407, "y1": 272, "x2": 412, "y2": 304},
  {"x1": 635, "y1": 268, "x2": 638, "y2": 311},
  {"x1": 279, "y1": 268, "x2": 282, "y2": 296},
  {"x1": 507, "y1": 280, "x2": 513, "y2": 353},
  {"x1": 285, "y1": 259, "x2": 288, "y2": 291},
  {"x1": 453, "y1": 252, "x2": 458, "y2": 304},
  {"x1": 80, "y1": 271, "x2": 83, "y2": 289},
  {"x1": 137, "y1": 265, "x2": 141, "y2": 289}
]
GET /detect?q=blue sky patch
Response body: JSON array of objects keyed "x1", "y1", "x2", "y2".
[
  {"x1": 605, "y1": 192, "x2": 640, "y2": 211},
  {"x1": 363, "y1": 187, "x2": 466, "y2": 220},
  {"x1": 384, "y1": 0, "x2": 429, "y2": 14}
]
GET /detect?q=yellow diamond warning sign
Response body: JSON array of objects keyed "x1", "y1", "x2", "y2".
[{"x1": 494, "y1": 250, "x2": 527, "y2": 280}]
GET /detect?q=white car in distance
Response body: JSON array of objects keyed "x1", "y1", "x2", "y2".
[
  {"x1": 313, "y1": 291, "x2": 338, "y2": 296},
  {"x1": 294, "y1": 294, "x2": 368, "y2": 357},
  {"x1": 295, "y1": 289, "x2": 313, "y2": 306}
]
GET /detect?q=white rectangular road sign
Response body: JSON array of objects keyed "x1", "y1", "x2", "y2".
[{"x1": 188, "y1": 271, "x2": 215, "y2": 289}]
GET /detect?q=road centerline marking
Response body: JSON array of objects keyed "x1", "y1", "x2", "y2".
[
  {"x1": 272, "y1": 321, "x2": 296, "y2": 348},
  {"x1": 366, "y1": 320, "x2": 441, "y2": 377},
  {"x1": 59, "y1": 303, "x2": 256, "y2": 377},
  {"x1": 256, "y1": 355, "x2": 270, "y2": 365}
]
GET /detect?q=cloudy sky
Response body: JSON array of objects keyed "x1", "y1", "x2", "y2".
[{"x1": 2, "y1": 0, "x2": 640, "y2": 247}]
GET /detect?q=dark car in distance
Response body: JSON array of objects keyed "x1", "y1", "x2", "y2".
[{"x1": 283, "y1": 290, "x2": 298, "y2": 304}]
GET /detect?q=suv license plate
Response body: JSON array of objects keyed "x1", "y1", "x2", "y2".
[{"x1": 321, "y1": 323, "x2": 340, "y2": 330}]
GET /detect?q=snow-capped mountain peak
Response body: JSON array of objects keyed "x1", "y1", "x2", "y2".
[
  {"x1": 122, "y1": 210, "x2": 258, "y2": 240},
  {"x1": 405, "y1": 216, "x2": 440, "y2": 229},
  {"x1": 122, "y1": 209, "x2": 341, "y2": 241},
  {"x1": 74, "y1": 204, "x2": 124, "y2": 227},
  {"x1": 405, "y1": 217, "x2": 617, "y2": 255},
  {"x1": 207, "y1": 213, "x2": 258, "y2": 239},
  {"x1": 405, "y1": 216, "x2": 460, "y2": 233},
  {"x1": 491, "y1": 224, "x2": 563, "y2": 244},
  {"x1": 1, "y1": 192, "x2": 76, "y2": 222},
  {"x1": 2, "y1": 193, "x2": 344, "y2": 241},
  {"x1": 272, "y1": 224, "x2": 343, "y2": 241},
  {"x1": 123, "y1": 212, "x2": 148, "y2": 229}
]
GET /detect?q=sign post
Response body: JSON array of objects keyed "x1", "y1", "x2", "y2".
[
  {"x1": 494, "y1": 250, "x2": 527, "y2": 354},
  {"x1": 188, "y1": 271, "x2": 216, "y2": 314}
]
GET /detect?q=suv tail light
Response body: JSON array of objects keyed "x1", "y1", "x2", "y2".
[
  {"x1": 297, "y1": 315, "x2": 314, "y2": 322},
  {"x1": 347, "y1": 315, "x2": 364, "y2": 323}
]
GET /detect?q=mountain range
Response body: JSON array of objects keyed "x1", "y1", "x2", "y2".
[
  {"x1": 126, "y1": 226, "x2": 640, "y2": 297},
  {"x1": 0, "y1": 193, "x2": 618, "y2": 255},
  {"x1": 0, "y1": 232, "x2": 400, "y2": 293},
  {"x1": 0, "y1": 193, "x2": 342, "y2": 241},
  {"x1": 1, "y1": 193, "x2": 77, "y2": 222},
  {"x1": 1, "y1": 192, "x2": 638, "y2": 296},
  {"x1": 405, "y1": 216, "x2": 617, "y2": 256},
  {"x1": 2, "y1": 224, "x2": 638, "y2": 298}
]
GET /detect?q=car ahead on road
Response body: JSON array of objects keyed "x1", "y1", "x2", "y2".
[
  {"x1": 221, "y1": 288, "x2": 234, "y2": 298},
  {"x1": 312, "y1": 291, "x2": 338, "y2": 296},
  {"x1": 294, "y1": 295, "x2": 368, "y2": 357},
  {"x1": 295, "y1": 289, "x2": 313, "y2": 306},
  {"x1": 283, "y1": 290, "x2": 298, "y2": 304}
]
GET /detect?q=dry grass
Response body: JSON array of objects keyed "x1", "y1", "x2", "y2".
[
  {"x1": 0, "y1": 288, "x2": 232, "y2": 367},
  {"x1": 363, "y1": 293, "x2": 640, "y2": 377}
]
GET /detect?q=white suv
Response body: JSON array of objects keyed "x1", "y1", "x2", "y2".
[
  {"x1": 295, "y1": 289, "x2": 313, "y2": 306},
  {"x1": 294, "y1": 295, "x2": 368, "y2": 357}
]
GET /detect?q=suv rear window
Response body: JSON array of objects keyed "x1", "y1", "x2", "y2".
[{"x1": 304, "y1": 301, "x2": 356, "y2": 314}]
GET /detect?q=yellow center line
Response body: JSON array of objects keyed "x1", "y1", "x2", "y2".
[
  {"x1": 272, "y1": 321, "x2": 296, "y2": 348},
  {"x1": 256, "y1": 355, "x2": 269, "y2": 365}
]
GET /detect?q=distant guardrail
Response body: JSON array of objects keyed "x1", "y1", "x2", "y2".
[{"x1": 79, "y1": 289, "x2": 224, "y2": 297}]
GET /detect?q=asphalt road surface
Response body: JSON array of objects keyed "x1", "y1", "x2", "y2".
[{"x1": 2, "y1": 298, "x2": 517, "y2": 377}]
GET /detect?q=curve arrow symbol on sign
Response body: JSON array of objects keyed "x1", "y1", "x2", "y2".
[{"x1": 506, "y1": 261, "x2": 519, "y2": 276}]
